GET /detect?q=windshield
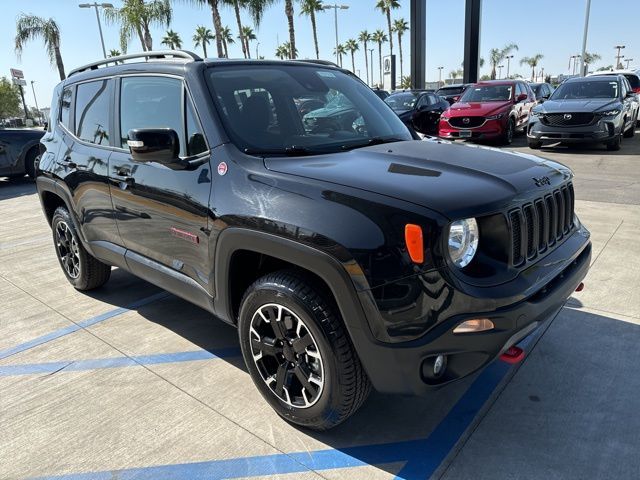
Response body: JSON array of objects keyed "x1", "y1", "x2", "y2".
[
  {"x1": 437, "y1": 86, "x2": 465, "y2": 95},
  {"x1": 384, "y1": 93, "x2": 419, "y2": 111},
  {"x1": 551, "y1": 80, "x2": 619, "y2": 100},
  {"x1": 460, "y1": 84, "x2": 513, "y2": 102},
  {"x1": 206, "y1": 65, "x2": 411, "y2": 155}
]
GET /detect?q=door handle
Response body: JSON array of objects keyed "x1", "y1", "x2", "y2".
[{"x1": 114, "y1": 166, "x2": 134, "y2": 185}]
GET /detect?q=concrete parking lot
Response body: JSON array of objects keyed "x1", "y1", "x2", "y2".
[{"x1": 1, "y1": 131, "x2": 639, "y2": 480}]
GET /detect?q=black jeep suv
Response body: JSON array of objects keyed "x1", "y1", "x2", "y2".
[{"x1": 36, "y1": 51, "x2": 591, "y2": 430}]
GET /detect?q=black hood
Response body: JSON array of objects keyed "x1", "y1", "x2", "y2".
[
  {"x1": 539, "y1": 98, "x2": 621, "y2": 113},
  {"x1": 264, "y1": 140, "x2": 572, "y2": 219}
]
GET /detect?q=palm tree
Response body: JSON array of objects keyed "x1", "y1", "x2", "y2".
[
  {"x1": 358, "y1": 30, "x2": 372, "y2": 85},
  {"x1": 103, "y1": 0, "x2": 172, "y2": 52},
  {"x1": 161, "y1": 29, "x2": 182, "y2": 49},
  {"x1": 520, "y1": 54, "x2": 544, "y2": 81},
  {"x1": 300, "y1": 0, "x2": 324, "y2": 60},
  {"x1": 344, "y1": 39, "x2": 359, "y2": 73},
  {"x1": 193, "y1": 25, "x2": 214, "y2": 57},
  {"x1": 220, "y1": 26, "x2": 235, "y2": 57},
  {"x1": 284, "y1": 0, "x2": 297, "y2": 59},
  {"x1": 222, "y1": 0, "x2": 246, "y2": 58},
  {"x1": 239, "y1": 26, "x2": 255, "y2": 58},
  {"x1": 583, "y1": 52, "x2": 601, "y2": 74},
  {"x1": 186, "y1": 0, "x2": 224, "y2": 57},
  {"x1": 392, "y1": 18, "x2": 408, "y2": 82},
  {"x1": 109, "y1": 49, "x2": 122, "y2": 57},
  {"x1": 372, "y1": 29, "x2": 388, "y2": 86},
  {"x1": 400, "y1": 75, "x2": 411, "y2": 89},
  {"x1": 449, "y1": 69, "x2": 463, "y2": 83},
  {"x1": 275, "y1": 41, "x2": 297, "y2": 60},
  {"x1": 14, "y1": 15, "x2": 66, "y2": 80},
  {"x1": 488, "y1": 43, "x2": 518, "y2": 80},
  {"x1": 334, "y1": 44, "x2": 346, "y2": 67},
  {"x1": 375, "y1": 0, "x2": 400, "y2": 57}
]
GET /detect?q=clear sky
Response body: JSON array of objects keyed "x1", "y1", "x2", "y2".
[{"x1": 1, "y1": 0, "x2": 638, "y2": 110}]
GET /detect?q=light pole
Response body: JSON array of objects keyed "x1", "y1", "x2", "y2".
[
  {"x1": 625, "y1": 58, "x2": 634, "y2": 69},
  {"x1": 437, "y1": 66, "x2": 443, "y2": 86},
  {"x1": 79, "y1": 3, "x2": 113, "y2": 59},
  {"x1": 615, "y1": 45, "x2": 626, "y2": 69},
  {"x1": 579, "y1": 0, "x2": 591, "y2": 76},
  {"x1": 369, "y1": 48, "x2": 374, "y2": 87},
  {"x1": 505, "y1": 55, "x2": 514, "y2": 79},
  {"x1": 256, "y1": 42, "x2": 260, "y2": 59},
  {"x1": 323, "y1": 4, "x2": 349, "y2": 66},
  {"x1": 30, "y1": 80, "x2": 40, "y2": 123},
  {"x1": 497, "y1": 64, "x2": 504, "y2": 79}
]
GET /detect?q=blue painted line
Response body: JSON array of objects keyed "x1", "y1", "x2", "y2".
[
  {"x1": 0, "y1": 292, "x2": 168, "y2": 360},
  {"x1": 0, "y1": 347, "x2": 241, "y2": 377}
]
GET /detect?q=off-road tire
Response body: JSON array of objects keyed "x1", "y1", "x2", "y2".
[
  {"x1": 238, "y1": 270, "x2": 371, "y2": 430},
  {"x1": 51, "y1": 207, "x2": 111, "y2": 290}
]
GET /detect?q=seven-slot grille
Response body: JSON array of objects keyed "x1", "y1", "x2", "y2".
[
  {"x1": 509, "y1": 183, "x2": 575, "y2": 266},
  {"x1": 541, "y1": 112, "x2": 595, "y2": 127}
]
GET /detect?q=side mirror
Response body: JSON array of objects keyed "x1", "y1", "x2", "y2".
[
  {"x1": 538, "y1": 97, "x2": 546, "y2": 104},
  {"x1": 516, "y1": 93, "x2": 528, "y2": 102},
  {"x1": 626, "y1": 91, "x2": 637, "y2": 98},
  {"x1": 127, "y1": 128, "x2": 179, "y2": 165}
]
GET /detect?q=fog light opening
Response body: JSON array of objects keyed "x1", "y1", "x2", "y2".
[
  {"x1": 575, "y1": 282, "x2": 585, "y2": 292},
  {"x1": 453, "y1": 318, "x2": 495, "y2": 334},
  {"x1": 422, "y1": 354, "x2": 448, "y2": 381},
  {"x1": 433, "y1": 354, "x2": 446, "y2": 377}
]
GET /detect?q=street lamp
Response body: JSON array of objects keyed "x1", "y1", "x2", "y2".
[
  {"x1": 614, "y1": 45, "x2": 626, "y2": 69},
  {"x1": 625, "y1": 58, "x2": 634, "y2": 69},
  {"x1": 79, "y1": 3, "x2": 114, "y2": 59},
  {"x1": 369, "y1": 48, "x2": 375, "y2": 87},
  {"x1": 497, "y1": 64, "x2": 504, "y2": 79},
  {"x1": 323, "y1": 4, "x2": 349, "y2": 66},
  {"x1": 437, "y1": 66, "x2": 443, "y2": 86},
  {"x1": 505, "y1": 55, "x2": 514, "y2": 79},
  {"x1": 30, "y1": 80, "x2": 41, "y2": 124}
]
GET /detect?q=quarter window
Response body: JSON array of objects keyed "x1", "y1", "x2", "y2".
[
  {"x1": 75, "y1": 80, "x2": 112, "y2": 145},
  {"x1": 185, "y1": 98, "x2": 207, "y2": 156},
  {"x1": 59, "y1": 86, "x2": 73, "y2": 131},
  {"x1": 120, "y1": 76, "x2": 184, "y2": 155}
]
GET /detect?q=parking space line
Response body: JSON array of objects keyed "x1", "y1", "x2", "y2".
[
  {"x1": 0, "y1": 347, "x2": 241, "y2": 377},
  {"x1": 0, "y1": 291, "x2": 168, "y2": 360},
  {"x1": 27, "y1": 353, "x2": 518, "y2": 480}
]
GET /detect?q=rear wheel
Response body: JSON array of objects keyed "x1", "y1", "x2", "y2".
[
  {"x1": 51, "y1": 207, "x2": 111, "y2": 290},
  {"x1": 238, "y1": 270, "x2": 371, "y2": 430},
  {"x1": 24, "y1": 147, "x2": 39, "y2": 179}
]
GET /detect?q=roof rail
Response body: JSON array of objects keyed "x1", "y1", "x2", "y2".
[
  {"x1": 295, "y1": 59, "x2": 341, "y2": 68},
  {"x1": 68, "y1": 50, "x2": 202, "y2": 77}
]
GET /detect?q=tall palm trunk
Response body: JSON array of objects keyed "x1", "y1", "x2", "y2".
[
  {"x1": 363, "y1": 40, "x2": 369, "y2": 85},
  {"x1": 233, "y1": 1, "x2": 246, "y2": 58},
  {"x1": 143, "y1": 23, "x2": 153, "y2": 50},
  {"x1": 209, "y1": 0, "x2": 224, "y2": 58},
  {"x1": 378, "y1": 42, "x2": 383, "y2": 86},
  {"x1": 202, "y1": 42, "x2": 208, "y2": 58},
  {"x1": 136, "y1": 25, "x2": 147, "y2": 51},
  {"x1": 531, "y1": 66, "x2": 535, "y2": 82},
  {"x1": 311, "y1": 10, "x2": 319, "y2": 59},
  {"x1": 223, "y1": 38, "x2": 228, "y2": 57},
  {"x1": 397, "y1": 32, "x2": 403, "y2": 80},
  {"x1": 350, "y1": 51, "x2": 355, "y2": 73},
  {"x1": 285, "y1": 0, "x2": 296, "y2": 59},
  {"x1": 386, "y1": 11, "x2": 393, "y2": 56},
  {"x1": 54, "y1": 45, "x2": 66, "y2": 80},
  {"x1": 245, "y1": 37, "x2": 251, "y2": 58}
]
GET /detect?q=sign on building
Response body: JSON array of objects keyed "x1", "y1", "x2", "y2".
[
  {"x1": 382, "y1": 55, "x2": 396, "y2": 91},
  {"x1": 10, "y1": 68, "x2": 24, "y2": 80}
]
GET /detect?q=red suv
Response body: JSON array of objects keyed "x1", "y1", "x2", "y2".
[{"x1": 439, "y1": 80, "x2": 537, "y2": 145}]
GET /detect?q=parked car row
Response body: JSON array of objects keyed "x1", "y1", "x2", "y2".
[{"x1": 381, "y1": 70, "x2": 640, "y2": 151}]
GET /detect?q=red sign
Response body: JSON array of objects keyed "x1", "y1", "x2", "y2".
[{"x1": 10, "y1": 68, "x2": 24, "y2": 79}]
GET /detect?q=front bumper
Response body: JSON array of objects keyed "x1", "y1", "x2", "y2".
[
  {"x1": 439, "y1": 118, "x2": 504, "y2": 140},
  {"x1": 352, "y1": 226, "x2": 591, "y2": 396},
  {"x1": 527, "y1": 116, "x2": 619, "y2": 144}
]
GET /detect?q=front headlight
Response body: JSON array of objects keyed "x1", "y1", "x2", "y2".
[
  {"x1": 448, "y1": 218, "x2": 479, "y2": 268},
  {"x1": 598, "y1": 109, "x2": 620, "y2": 117},
  {"x1": 486, "y1": 112, "x2": 505, "y2": 120},
  {"x1": 530, "y1": 109, "x2": 545, "y2": 117}
]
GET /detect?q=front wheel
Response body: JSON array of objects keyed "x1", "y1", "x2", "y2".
[
  {"x1": 51, "y1": 207, "x2": 111, "y2": 290},
  {"x1": 500, "y1": 118, "x2": 515, "y2": 145},
  {"x1": 606, "y1": 133, "x2": 622, "y2": 151},
  {"x1": 238, "y1": 270, "x2": 371, "y2": 430},
  {"x1": 623, "y1": 119, "x2": 635, "y2": 138}
]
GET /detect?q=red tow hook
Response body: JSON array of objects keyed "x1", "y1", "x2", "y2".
[
  {"x1": 500, "y1": 345, "x2": 525, "y2": 364},
  {"x1": 575, "y1": 282, "x2": 585, "y2": 292}
]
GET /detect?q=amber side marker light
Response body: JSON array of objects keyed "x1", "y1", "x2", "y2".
[
  {"x1": 405, "y1": 224, "x2": 424, "y2": 264},
  {"x1": 453, "y1": 318, "x2": 495, "y2": 334}
]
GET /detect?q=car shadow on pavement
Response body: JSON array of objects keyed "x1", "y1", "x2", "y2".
[{"x1": 0, "y1": 176, "x2": 35, "y2": 200}]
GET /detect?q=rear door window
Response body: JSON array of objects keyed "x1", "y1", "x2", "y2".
[
  {"x1": 59, "y1": 86, "x2": 73, "y2": 132},
  {"x1": 75, "y1": 79, "x2": 112, "y2": 146}
]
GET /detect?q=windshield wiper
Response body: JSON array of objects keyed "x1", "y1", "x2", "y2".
[
  {"x1": 243, "y1": 146, "x2": 314, "y2": 156},
  {"x1": 340, "y1": 136, "x2": 405, "y2": 151}
]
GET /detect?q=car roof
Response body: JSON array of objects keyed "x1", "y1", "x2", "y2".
[
  {"x1": 587, "y1": 69, "x2": 639, "y2": 77},
  {"x1": 437, "y1": 83, "x2": 469, "y2": 89},
  {"x1": 567, "y1": 74, "x2": 622, "y2": 83},
  {"x1": 473, "y1": 80, "x2": 518, "y2": 86}
]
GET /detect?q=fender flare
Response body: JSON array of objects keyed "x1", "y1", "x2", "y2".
[
  {"x1": 213, "y1": 227, "x2": 374, "y2": 349},
  {"x1": 17, "y1": 139, "x2": 41, "y2": 173}
]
